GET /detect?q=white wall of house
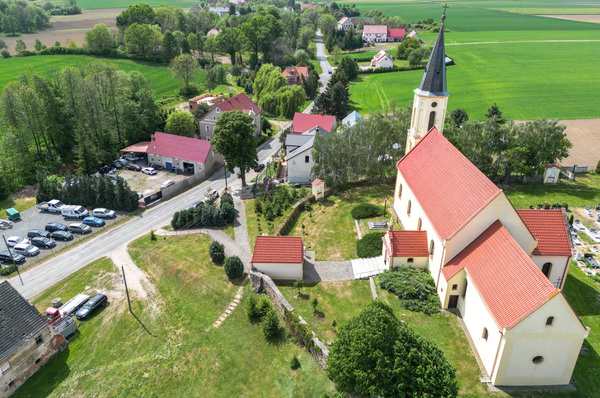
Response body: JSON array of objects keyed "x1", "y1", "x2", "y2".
[
  {"x1": 530, "y1": 255, "x2": 570, "y2": 289},
  {"x1": 199, "y1": 107, "x2": 261, "y2": 140},
  {"x1": 363, "y1": 32, "x2": 387, "y2": 42},
  {"x1": 252, "y1": 262, "x2": 303, "y2": 280},
  {"x1": 148, "y1": 150, "x2": 221, "y2": 177},
  {"x1": 459, "y1": 273, "x2": 504, "y2": 376},
  {"x1": 444, "y1": 269, "x2": 467, "y2": 308},
  {"x1": 375, "y1": 55, "x2": 394, "y2": 69},
  {"x1": 492, "y1": 294, "x2": 588, "y2": 386},
  {"x1": 338, "y1": 20, "x2": 353, "y2": 31},
  {"x1": 391, "y1": 256, "x2": 428, "y2": 269},
  {"x1": 288, "y1": 147, "x2": 314, "y2": 184}
]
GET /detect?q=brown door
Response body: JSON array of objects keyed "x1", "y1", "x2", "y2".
[{"x1": 448, "y1": 295, "x2": 459, "y2": 309}]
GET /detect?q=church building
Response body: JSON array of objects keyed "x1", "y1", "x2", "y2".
[{"x1": 388, "y1": 14, "x2": 588, "y2": 387}]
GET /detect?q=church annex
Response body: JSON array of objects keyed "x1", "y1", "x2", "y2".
[{"x1": 389, "y1": 14, "x2": 588, "y2": 387}]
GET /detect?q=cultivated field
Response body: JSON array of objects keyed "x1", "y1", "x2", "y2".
[{"x1": 2, "y1": 9, "x2": 121, "y2": 54}]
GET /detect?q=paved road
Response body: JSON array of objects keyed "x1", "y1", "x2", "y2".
[
  {"x1": 304, "y1": 29, "x2": 333, "y2": 114},
  {"x1": 9, "y1": 135, "x2": 283, "y2": 299}
]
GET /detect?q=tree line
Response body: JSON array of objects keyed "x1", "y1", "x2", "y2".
[
  {"x1": 0, "y1": 0, "x2": 49, "y2": 35},
  {"x1": 0, "y1": 61, "x2": 159, "y2": 192}
]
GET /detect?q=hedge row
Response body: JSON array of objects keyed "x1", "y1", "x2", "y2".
[
  {"x1": 358, "y1": 65, "x2": 425, "y2": 75},
  {"x1": 0, "y1": 264, "x2": 17, "y2": 277},
  {"x1": 171, "y1": 193, "x2": 235, "y2": 229},
  {"x1": 356, "y1": 231, "x2": 386, "y2": 258},
  {"x1": 351, "y1": 203, "x2": 383, "y2": 219}
]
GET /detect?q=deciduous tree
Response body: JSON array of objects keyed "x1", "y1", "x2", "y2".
[
  {"x1": 124, "y1": 23, "x2": 161, "y2": 58},
  {"x1": 85, "y1": 23, "x2": 114, "y2": 55},
  {"x1": 165, "y1": 110, "x2": 196, "y2": 137},
  {"x1": 169, "y1": 53, "x2": 200, "y2": 94}
]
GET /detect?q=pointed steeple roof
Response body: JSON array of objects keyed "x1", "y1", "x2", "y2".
[{"x1": 415, "y1": 13, "x2": 449, "y2": 97}]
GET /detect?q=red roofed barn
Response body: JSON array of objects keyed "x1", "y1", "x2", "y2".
[
  {"x1": 387, "y1": 21, "x2": 588, "y2": 388},
  {"x1": 198, "y1": 92, "x2": 262, "y2": 140},
  {"x1": 251, "y1": 236, "x2": 305, "y2": 280}
]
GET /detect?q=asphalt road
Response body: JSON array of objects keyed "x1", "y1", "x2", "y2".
[
  {"x1": 304, "y1": 30, "x2": 332, "y2": 114},
  {"x1": 10, "y1": 134, "x2": 283, "y2": 299}
]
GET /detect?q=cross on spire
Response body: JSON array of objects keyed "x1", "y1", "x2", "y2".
[{"x1": 442, "y1": 3, "x2": 449, "y2": 21}]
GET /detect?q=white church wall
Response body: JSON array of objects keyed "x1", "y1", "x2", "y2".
[
  {"x1": 461, "y1": 273, "x2": 503, "y2": 375},
  {"x1": 492, "y1": 294, "x2": 588, "y2": 386},
  {"x1": 530, "y1": 255, "x2": 570, "y2": 289},
  {"x1": 443, "y1": 194, "x2": 537, "y2": 266},
  {"x1": 391, "y1": 256, "x2": 428, "y2": 269},
  {"x1": 443, "y1": 270, "x2": 467, "y2": 309}
]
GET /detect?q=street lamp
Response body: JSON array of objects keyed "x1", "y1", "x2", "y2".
[{"x1": 384, "y1": 195, "x2": 388, "y2": 216}]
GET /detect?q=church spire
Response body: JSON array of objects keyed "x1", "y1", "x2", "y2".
[{"x1": 416, "y1": 10, "x2": 449, "y2": 97}]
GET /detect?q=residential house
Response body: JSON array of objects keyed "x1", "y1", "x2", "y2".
[
  {"x1": 370, "y1": 50, "x2": 394, "y2": 69},
  {"x1": 188, "y1": 93, "x2": 224, "y2": 112},
  {"x1": 337, "y1": 16, "x2": 353, "y2": 31},
  {"x1": 290, "y1": 112, "x2": 336, "y2": 134},
  {"x1": 300, "y1": 3, "x2": 315, "y2": 9},
  {"x1": 207, "y1": 28, "x2": 221, "y2": 37},
  {"x1": 387, "y1": 28, "x2": 405, "y2": 42},
  {"x1": 407, "y1": 30, "x2": 423, "y2": 42},
  {"x1": 362, "y1": 25, "x2": 387, "y2": 43},
  {"x1": 208, "y1": 7, "x2": 239, "y2": 16},
  {"x1": 250, "y1": 236, "x2": 305, "y2": 280},
  {"x1": 388, "y1": 19, "x2": 588, "y2": 387},
  {"x1": 285, "y1": 125, "x2": 328, "y2": 183},
  {"x1": 341, "y1": 110, "x2": 363, "y2": 129},
  {"x1": 198, "y1": 93, "x2": 262, "y2": 140},
  {"x1": 229, "y1": 0, "x2": 244, "y2": 5},
  {"x1": 0, "y1": 281, "x2": 65, "y2": 396},
  {"x1": 282, "y1": 66, "x2": 308, "y2": 85},
  {"x1": 189, "y1": 4, "x2": 203, "y2": 14},
  {"x1": 120, "y1": 132, "x2": 222, "y2": 177}
]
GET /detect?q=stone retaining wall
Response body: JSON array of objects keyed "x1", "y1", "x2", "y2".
[{"x1": 250, "y1": 271, "x2": 329, "y2": 368}]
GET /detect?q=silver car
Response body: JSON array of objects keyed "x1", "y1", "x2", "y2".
[
  {"x1": 6, "y1": 236, "x2": 30, "y2": 247},
  {"x1": 13, "y1": 243, "x2": 40, "y2": 257},
  {"x1": 92, "y1": 208, "x2": 116, "y2": 219}
]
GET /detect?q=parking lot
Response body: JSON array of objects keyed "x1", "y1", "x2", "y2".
[
  {"x1": 1, "y1": 204, "x2": 124, "y2": 269},
  {"x1": 116, "y1": 160, "x2": 188, "y2": 197}
]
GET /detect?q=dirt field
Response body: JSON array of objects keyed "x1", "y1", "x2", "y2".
[
  {"x1": 559, "y1": 119, "x2": 600, "y2": 169},
  {"x1": 538, "y1": 14, "x2": 600, "y2": 23},
  {"x1": 3, "y1": 8, "x2": 122, "y2": 54}
]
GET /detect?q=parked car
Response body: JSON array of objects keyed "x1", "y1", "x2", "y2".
[
  {"x1": 76, "y1": 293, "x2": 108, "y2": 320},
  {"x1": 98, "y1": 165, "x2": 112, "y2": 175},
  {"x1": 13, "y1": 243, "x2": 40, "y2": 257},
  {"x1": 45, "y1": 222, "x2": 68, "y2": 232},
  {"x1": 189, "y1": 201, "x2": 204, "y2": 209},
  {"x1": 69, "y1": 223, "x2": 92, "y2": 234},
  {"x1": 0, "y1": 250, "x2": 26, "y2": 265},
  {"x1": 148, "y1": 163, "x2": 164, "y2": 170},
  {"x1": 142, "y1": 167, "x2": 157, "y2": 175},
  {"x1": 92, "y1": 208, "x2": 116, "y2": 219},
  {"x1": 36, "y1": 199, "x2": 65, "y2": 213},
  {"x1": 204, "y1": 189, "x2": 219, "y2": 202},
  {"x1": 125, "y1": 154, "x2": 139, "y2": 162},
  {"x1": 61, "y1": 205, "x2": 89, "y2": 219},
  {"x1": 161, "y1": 180, "x2": 175, "y2": 190},
  {"x1": 50, "y1": 231, "x2": 74, "y2": 241},
  {"x1": 112, "y1": 160, "x2": 124, "y2": 169},
  {"x1": 83, "y1": 217, "x2": 105, "y2": 227},
  {"x1": 254, "y1": 163, "x2": 265, "y2": 172},
  {"x1": 126, "y1": 164, "x2": 142, "y2": 172},
  {"x1": 31, "y1": 237, "x2": 57, "y2": 249},
  {"x1": 6, "y1": 236, "x2": 30, "y2": 248},
  {"x1": 27, "y1": 229, "x2": 50, "y2": 239}
]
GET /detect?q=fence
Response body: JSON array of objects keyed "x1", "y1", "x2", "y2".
[{"x1": 161, "y1": 162, "x2": 222, "y2": 200}]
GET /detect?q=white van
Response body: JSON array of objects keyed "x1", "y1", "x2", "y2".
[{"x1": 61, "y1": 205, "x2": 89, "y2": 219}]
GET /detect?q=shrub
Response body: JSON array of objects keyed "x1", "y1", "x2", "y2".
[
  {"x1": 257, "y1": 294, "x2": 273, "y2": 319},
  {"x1": 220, "y1": 202, "x2": 235, "y2": 224},
  {"x1": 543, "y1": 202, "x2": 551, "y2": 209},
  {"x1": 379, "y1": 266, "x2": 441, "y2": 315},
  {"x1": 224, "y1": 256, "x2": 244, "y2": 279},
  {"x1": 246, "y1": 293, "x2": 261, "y2": 319},
  {"x1": 150, "y1": 230, "x2": 157, "y2": 241},
  {"x1": 1, "y1": 50, "x2": 10, "y2": 58},
  {"x1": 220, "y1": 192, "x2": 234, "y2": 207},
  {"x1": 290, "y1": 356, "x2": 300, "y2": 370},
  {"x1": 356, "y1": 232, "x2": 386, "y2": 258},
  {"x1": 569, "y1": 214, "x2": 574, "y2": 225},
  {"x1": 351, "y1": 203, "x2": 383, "y2": 219},
  {"x1": 562, "y1": 202, "x2": 568, "y2": 211},
  {"x1": 0, "y1": 264, "x2": 17, "y2": 277},
  {"x1": 596, "y1": 160, "x2": 600, "y2": 174},
  {"x1": 254, "y1": 200, "x2": 263, "y2": 215},
  {"x1": 261, "y1": 308, "x2": 280, "y2": 338},
  {"x1": 209, "y1": 241, "x2": 226, "y2": 264},
  {"x1": 310, "y1": 297, "x2": 319, "y2": 313}
]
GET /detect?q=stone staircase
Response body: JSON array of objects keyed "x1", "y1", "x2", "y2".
[{"x1": 351, "y1": 256, "x2": 387, "y2": 279}]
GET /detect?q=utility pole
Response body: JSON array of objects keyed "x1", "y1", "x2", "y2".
[
  {"x1": 2, "y1": 235, "x2": 23, "y2": 285},
  {"x1": 121, "y1": 266, "x2": 132, "y2": 315},
  {"x1": 384, "y1": 195, "x2": 388, "y2": 216}
]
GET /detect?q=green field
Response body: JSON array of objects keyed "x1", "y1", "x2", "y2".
[{"x1": 350, "y1": 40, "x2": 600, "y2": 120}]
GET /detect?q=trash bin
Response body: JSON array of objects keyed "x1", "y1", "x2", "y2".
[{"x1": 6, "y1": 208, "x2": 20, "y2": 221}]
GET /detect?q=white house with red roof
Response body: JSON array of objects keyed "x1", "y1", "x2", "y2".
[
  {"x1": 290, "y1": 112, "x2": 336, "y2": 134},
  {"x1": 388, "y1": 16, "x2": 588, "y2": 387},
  {"x1": 362, "y1": 25, "x2": 387, "y2": 43},
  {"x1": 337, "y1": 16, "x2": 353, "y2": 31},
  {"x1": 121, "y1": 132, "x2": 221, "y2": 177},
  {"x1": 198, "y1": 92, "x2": 261, "y2": 140},
  {"x1": 370, "y1": 50, "x2": 394, "y2": 69},
  {"x1": 250, "y1": 236, "x2": 304, "y2": 280},
  {"x1": 300, "y1": 3, "x2": 315, "y2": 9}
]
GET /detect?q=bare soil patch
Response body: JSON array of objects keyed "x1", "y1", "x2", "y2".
[
  {"x1": 3, "y1": 8, "x2": 122, "y2": 54},
  {"x1": 537, "y1": 14, "x2": 600, "y2": 23},
  {"x1": 558, "y1": 119, "x2": 600, "y2": 169}
]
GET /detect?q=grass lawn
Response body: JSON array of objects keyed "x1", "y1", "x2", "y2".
[
  {"x1": 503, "y1": 172, "x2": 600, "y2": 209},
  {"x1": 72, "y1": 0, "x2": 200, "y2": 9},
  {"x1": 15, "y1": 234, "x2": 334, "y2": 397},
  {"x1": 287, "y1": 183, "x2": 394, "y2": 261},
  {"x1": 244, "y1": 199, "x2": 260, "y2": 251},
  {"x1": 0, "y1": 195, "x2": 36, "y2": 220}
]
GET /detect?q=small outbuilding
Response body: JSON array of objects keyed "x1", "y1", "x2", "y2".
[
  {"x1": 382, "y1": 230, "x2": 429, "y2": 269},
  {"x1": 543, "y1": 164, "x2": 561, "y2": 184},
  {"x1": 312, "y1": 179, "x2": 325, "y2": 200},
  {"x1": 251, "y1": 236, "x2": 305, "y2": 280}
]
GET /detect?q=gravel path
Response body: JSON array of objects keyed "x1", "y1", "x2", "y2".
[{"x1": 232, "y1": 193, "x2": 251, "y2": 252}]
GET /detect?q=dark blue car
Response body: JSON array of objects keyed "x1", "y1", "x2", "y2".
[{"x1": 45, "y1": 222, "x2": 68, "y2": 232}]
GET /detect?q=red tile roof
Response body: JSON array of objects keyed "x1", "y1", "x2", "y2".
[
  {"x1": 516, "y1": 209, "x2": 572, "y2": 257},
  {"x1": 282, "y1": 66, "x2": 308, "y2": 80},
  {"x1": 217, "y1": 92, "x2": 261, "y2": 114},
  {"x1": 311, "y1": 179, "x2": 324, "y2": 186},
  {"x1": 338, "y1": 16, "x2": 349, "y2": 24},
  {"x1": 397, "y1": 128, "x2": 502, "y2": 240},
  {"x1": 443, "y1": 221, "x2": 559, "y2": 330},
  {"x1": 300, "y1": 3, "x2": 315, "y2": 8},
  {"x1": 120, "y1": 141, "x2": 149, "y2": 153},
  {"x1": 385, "y1": 230, "x2": 428, "y2": 257},
  {"x1": 147, "y1": 132, "x2": 212, "y2": 163},
  {"x1": 251, "y1": 236, "x2": 304, "y2": 264},
  {"x1": 291, "y1": 113, "x2": 336, "y2": 133},
  {"x1": 387, "y1": 28, "x2": 405, "y2": 38},
  {"x1": 363, "y1": 25, "x2": 387, "y2": 35}
]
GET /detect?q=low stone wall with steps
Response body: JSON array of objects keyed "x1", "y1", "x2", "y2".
[{"x1": 249, "y1": 271, "x2": 330, "y2": 368}]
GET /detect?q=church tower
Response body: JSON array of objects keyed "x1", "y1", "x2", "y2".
[{"x1": 406, "y1": 13, "x2": 450, "y2": 154}]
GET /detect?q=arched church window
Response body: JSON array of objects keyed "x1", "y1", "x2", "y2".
[
  {"x1": 542, "y1": 262, "x2": 552, "y2": 277},
  {"x1": 398, "y1": 184, "x2": 403, "y2": 199},
  {"x1": 407, "y1": 200, "x2": 411, "y2": 215},
  {"x1": 429, "y1": 240, "x2": 435, "y2": 256},
  {"x1": 482, "y1": 328, "x2": 488, "y2": 341},
  {"x1": 546, "y1": 316, "x2": 555, "y2": 326},
  {"x1": 428, "y1": 111, "x2": 436, "y2": 130},
  {"x1": 417, "y1": 218, "x2": 422, "y2": 231}
]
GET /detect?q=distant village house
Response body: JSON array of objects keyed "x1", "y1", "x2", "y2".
[
  {"x1": 198, "y1": 92, "x2": 262, "y2": 140},
  {"x1": 282, "y1": 66, "x2": 308, "y2": 85},
  {"x1": 371, "y1": 50, "x2": 394, "y2": 69}
]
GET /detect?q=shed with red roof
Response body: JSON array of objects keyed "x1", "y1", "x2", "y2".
[
  {"x1": 251, "y1": 236, "x2": 305, "y2": 280},
  {"x1": 382, "y1": 230, "x2": 429, "y2": 268}
]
